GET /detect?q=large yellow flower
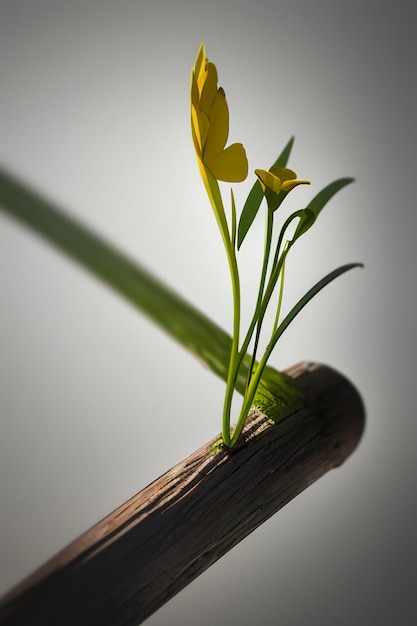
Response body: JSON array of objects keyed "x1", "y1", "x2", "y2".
[{"x1": 191, "y1": 44, "x2": 248, "y2": 182}]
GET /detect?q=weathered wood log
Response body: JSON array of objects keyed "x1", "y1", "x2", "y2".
[{"x1": 0, "y1": 362, "x2": 364, "y2": 626}]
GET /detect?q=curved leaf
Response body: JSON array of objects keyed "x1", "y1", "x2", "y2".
[
  {"x1": 237, "y1": 180, "x2": 263, "y2": 249},
  {"x1": 273, "y1": 262, "x2": 363, "y2": 345},
  {"x1": 0, "y1": 167, "x2": 235, "y2": 384},
  {"x1": 293, "y1": 177, "x2": 354, "y2": 240},
  {"x1": 272, "y1": 135, "x2": 295, "y2": 168}
]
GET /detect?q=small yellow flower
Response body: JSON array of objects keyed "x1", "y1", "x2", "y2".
[
  {"x1": 255, "y1": 166, "x2": 310, "y2": 195},
  {"x1": 191, "y1": 44, "x2": 248, "y2": 183}
]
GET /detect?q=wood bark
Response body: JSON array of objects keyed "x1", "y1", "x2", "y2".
[{"x1": 0, "y1": 362, "x2": 365, "y2": 626}]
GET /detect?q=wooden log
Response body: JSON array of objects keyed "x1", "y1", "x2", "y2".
[{"x1": 0, "y1": 362, "x2": 365, "y2": 626}]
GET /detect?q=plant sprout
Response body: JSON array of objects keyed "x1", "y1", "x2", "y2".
[{"x1": 190, "y1": 44, "x2": 362, "y2": 448}]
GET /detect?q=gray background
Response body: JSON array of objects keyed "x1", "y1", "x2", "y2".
[{"x1": 0, "y1": 1, "x2": 415, "y2": 624}]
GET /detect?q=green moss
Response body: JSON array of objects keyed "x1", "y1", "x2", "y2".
[{"x1": 253, "y1": 365, "x2": 305, "y2": 423}]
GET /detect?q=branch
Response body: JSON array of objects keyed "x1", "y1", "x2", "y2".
[{"x1": 0, "y1": 362, "x2": 365, "y2": 626}]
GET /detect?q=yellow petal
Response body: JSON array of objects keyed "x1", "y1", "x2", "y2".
[
  {"x1": 192, "y1": 104, "x2": 210, "y2": 148},
  {"x1": 255, "y1": 169, "x2": 283, "y2": 194},
  {"x1": 199, "y1": 62, "x2": 218, "y2": 115},
  {"x1": 281, "y1": 179, "x2": 311, "y2": 191},
  {"x1": 191, "y1": 44, "x2": 208, "y2": 110},
  {"x1": 190, "y1": 70, "x2": 200, "y2": 110},
  {"x1": 269, "y1": 166, "x2": 297, "y2": 183},
  {"x1": 191, "y1": 106, "x2": 203, "y2": 157},
  {"x1": 193, "y1": 43, "x2": 206, "y2": 79},
  {"x1": 206, "y1": 143, "x2": 248, "y2": 182},
  {"x1": 204, "y1": 89, "x2": 229, "y2": 160},
  {"x1": 268, "y1": 166, "x2": 310, "y2": 191}
]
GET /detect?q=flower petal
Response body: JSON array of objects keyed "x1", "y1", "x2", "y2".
[
  {"x1": 191, "y1": 105, "x2": 209, "y2": 155},
  {"x1": 204, "y1": 89, "x2": 229, "y2": 160},
  {"x1": 269, "y1": 166, "x2": 297, "y2": 184},
  {"x1": 193, "y1": 43, "x2": 206, "y2": 80},
  {"x1": 281, "y1": 179, "x2": 311, "y2": 191},
  {"x1": 199, "y1": 62, "x2": 218, "y2": 115},
  {"x1": 255, "y1": 169, "x2": 283, "y2": 194},
  {"x1": 190, "y1": 70, "x2": 200, "y2": 110},
  {"x1": 206, "y1": 143, "x2": 248, "y2": 182},
  {"x1": 190, "y1": 44, "x2": 247, "y2": 184}
]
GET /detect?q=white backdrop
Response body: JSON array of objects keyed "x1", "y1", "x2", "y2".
[{"x1": 0, "y1": 1, "x2": 415, "y2": 624}]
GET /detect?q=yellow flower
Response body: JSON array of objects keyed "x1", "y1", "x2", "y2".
[
  {"x1": 191, "y1": 44, "x2": 248, "y2": 182},
  {"x1": 255, "y1": 166, "x2": 310, "y2": 195}
]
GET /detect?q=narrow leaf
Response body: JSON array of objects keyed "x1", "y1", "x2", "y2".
[
  {"x1": 0, "y1": 167, "x2": 235, "y2": 384},
  {"x1": 273, "y1": 263, "x2": 363, "y2": 345},
  {"x1": 293, "y1": 177, "x2": 354, "y2": 240},
  {"x1": 237, "y1": 180, "x2": 263, "y2": 249},
  {"x1": 290, "y1": 208, "x2": 316, "y2": 242},
  {"x1": 272, "y1": 135, "x2": 294, "y2": 168}
]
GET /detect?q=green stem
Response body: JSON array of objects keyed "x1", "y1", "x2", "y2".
[
  {"x1": 223, "y1": 214, "x2": 292, "y2": 446},
  {"x1": 229, "y1": 261, "x2": 362, "y2": 446},
  {"x1": 220, "y1": 203, "x2": 276, "y2": 444},
  {"x1": 230, "y1": 245, "x2": 289, "y2": 446},
  {"x1": 272, "y1": 241, "x2": 288, "y2": 336},
  {"x1": 202, "y1": 168, "x2": 241, "y2": 447},
  {"x1": 221, "y1": 242, "x2": 240, "y2": 446},
  {"x1": 255, "y1": 211, "x2": 301, "y2": 335},
  {"x1": 230, "y1": 188, "x2": 237, "y2": 249},
  {"x1": 226, "y1": 203, "x2": 297, "y2": 403},
  {"x1": 230, "y1": 343, "x2": 272, "y2": 447},
  {"x1": 245, "y1": 206, "x2": 274, "y2": 389}
]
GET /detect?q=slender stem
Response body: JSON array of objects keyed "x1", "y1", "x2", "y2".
[
  {"x1": 230, "y1": 241, "x2": 290, "y2": 445},
  {"x1": 246, "y1": 325, "x2": 261, "y2": 390},
  {"x1": 230, "y1": 188, "x2": 237, "y2": 249},
  {"x1": 235, "y1": 206, "x2": 293, "y2": 379},
  {"x1": 220, "y1": 204, "x2": 275, "y2": 443},
  {"x1": 230, "y1": 348, "x2": 271, "y2": 447},
  {"x1": 230, "y1": 289, "x2": 281, "y2": 447},
  {"x1": 245, "y1": 206, "x2": 274, "y2": 389},
  {"x1": 272, "y1": 241, "x2": 288, "y2": 336},
  {"x1": 224, "y1": 215, "x2": 292, "y2": 446},
  {"x1": 271, "y1": 211, "x2": 298, "y2": 273},
  {"x1": 230, "y1": 262, "x2": 363, "y2": 447},
  {"x1": 255, "y1": 222, "x2": 295, "y2": 335},
  {"x1": 231, "y1": 288, "x2": 286, "y2": 447},
  {"x1": 221, "y1": 243, "x2": 240, "y2": 446},
  {"x1": 240, "y1": 215, "x2": 296, "y2": 368},
  {"x1": 201, "y1": 168, "x2": 241, "y2": 447},
  {"x1": 245, "y1": 249, "x2": 285, "y2": 355}
]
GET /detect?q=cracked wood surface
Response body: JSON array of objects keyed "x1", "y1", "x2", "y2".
[{"x1": 0, "y1": 362, "x2": 365, "y2": 626}]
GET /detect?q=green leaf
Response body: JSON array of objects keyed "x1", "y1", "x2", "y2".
[
  {"x1": 237, "y1": 180, "x2": 263, "y2": 249},
  {"x1": 290, "y1": 208, "x2": 316, "y2": 243},
  {"x1": 272, "y1": 263, "x2": 363, "y2": 346},
  {"x1": 237, "y1": 136, "x2": 295, "y2": 249},
  {"x1": 0, "y1": 167, "x2": 235, "y2": 385},
  {"x1": 240, "y1": 262, "x2": 363, "y2": 425},
  {"x1": 293, "y1": 177, "x2": 354, "y2": 241},
  {"x1": 272, "y1": 135, "x2": 294, "y2": 168}
]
